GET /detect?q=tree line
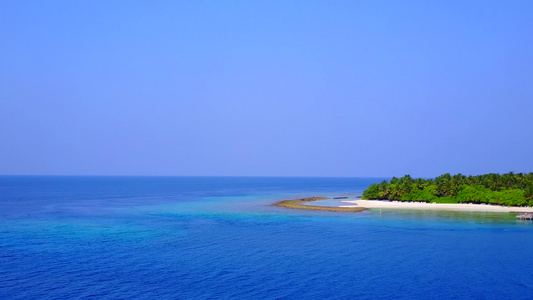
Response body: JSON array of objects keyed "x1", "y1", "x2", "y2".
[{"x1": 362, "y1": 172, "x2": 533, "y2": 207}]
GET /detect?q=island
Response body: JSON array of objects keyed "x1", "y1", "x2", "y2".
[
  {"x1": 273, "y1": 173, "x2": 533, "y2": 214},
  {"x1": 272, "y1": 197, "x2": 367, "y2": 212}
]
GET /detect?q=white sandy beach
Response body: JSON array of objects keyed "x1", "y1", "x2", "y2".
[{"x1": 341, "y1": 200, "x2": 533, "y2": 213}]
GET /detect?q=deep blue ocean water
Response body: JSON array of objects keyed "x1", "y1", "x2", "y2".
[{"x1": 1, "y1": 176, "x2": 533, "y2": 299}]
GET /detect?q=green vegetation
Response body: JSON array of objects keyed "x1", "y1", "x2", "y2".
[
  {"x1": 273, "y1": 197, "x2": 367, "y2": 212},
  {"x1": 362, "y1": 172, "x2": 533, "y2": 207}
]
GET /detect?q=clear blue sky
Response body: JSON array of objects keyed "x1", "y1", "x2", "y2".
[{"x1": 1, "y1": 0, "x2": 532, "y2": 177}]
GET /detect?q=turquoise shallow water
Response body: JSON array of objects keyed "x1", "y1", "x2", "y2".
[{"x1": 1, "y1": 176, "x2": 532, "y2": 299}]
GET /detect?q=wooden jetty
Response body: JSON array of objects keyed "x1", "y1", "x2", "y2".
[{"x1": 516, "y1": 213, "x2": 533, "y2": 220}]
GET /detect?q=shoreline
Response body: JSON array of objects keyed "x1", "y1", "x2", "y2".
[
  {"x1": 342, "y1": 200, "x2": 533, "y2": 213},
  {"x1": 272, "y1": 197, "x2": 367, "y2": 213},
  {"x1": 272, "y1": 197, "x2": 533, "y2": 214}
]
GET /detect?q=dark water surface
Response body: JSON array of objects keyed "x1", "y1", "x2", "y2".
[{"x1": 1, "y1": 176, "x2": 532, "y2": 299}]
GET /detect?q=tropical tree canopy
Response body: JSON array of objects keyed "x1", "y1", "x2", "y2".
[{"x1": 362, "y1": 172, "x2": 533, "y2": 207}]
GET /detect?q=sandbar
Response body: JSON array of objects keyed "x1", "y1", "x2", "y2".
[
  {"x1": 341, "y1": 200, "x2": 533, "y2": 213},
  {"x1": 273, "y1": 197, "x2": 367, "y2": 212}
]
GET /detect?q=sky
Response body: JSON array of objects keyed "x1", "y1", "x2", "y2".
[{"x1": 1, "y1": 0, "x2": 532, "y2": 177}]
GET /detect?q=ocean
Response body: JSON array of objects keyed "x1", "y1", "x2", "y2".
[{"x1": 1, "y1": 176, "x2": 532, "y2": 299}]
